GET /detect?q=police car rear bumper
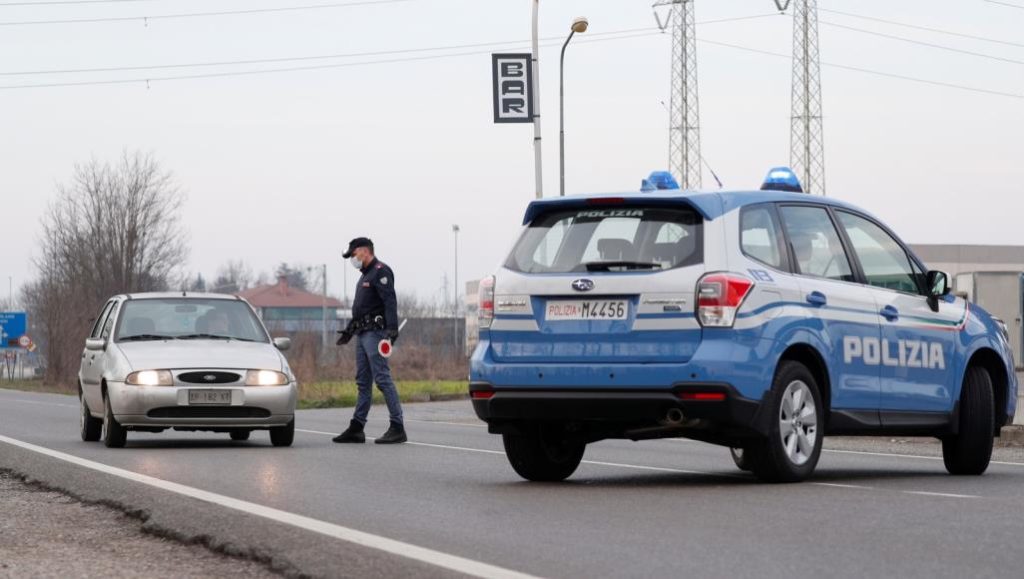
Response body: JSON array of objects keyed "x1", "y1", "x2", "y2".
[{"x1": 470, "y1": 382, "x2": 769, "y2": 439}]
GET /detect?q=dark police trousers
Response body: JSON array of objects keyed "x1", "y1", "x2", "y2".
[{"x1": 353, "y1": 329, "x2": 403, "y2": 426}]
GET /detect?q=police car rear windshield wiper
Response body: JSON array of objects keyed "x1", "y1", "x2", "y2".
[
  {"x1": 119, "y1": 334, "x2": 175, "y2": 342},
  {"x1": 583, "y1": 261, "x2": 663, "y2": 272},
  {"x1": 177, "y1": 333, "x2": 256, "y2": 342}
]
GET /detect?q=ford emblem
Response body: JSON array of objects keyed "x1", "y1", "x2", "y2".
[
  {"x1": 204, "y1": 374, "x2": 217, "y2": 382},
  {"x1": 571, "y1": 279, "x2": 595, "y2": 292}
]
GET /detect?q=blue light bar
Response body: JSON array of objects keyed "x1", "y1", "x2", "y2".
[
  {"x1": 760, "y1": 166, "x2": 804, "y2": 193},
  {"x1": 642, "y1": 171, "x2": 679, "y2": 192}
]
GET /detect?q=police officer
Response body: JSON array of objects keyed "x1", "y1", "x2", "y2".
[{"x1": 332, "y1": 237, "x2": 407, "y2": 444}]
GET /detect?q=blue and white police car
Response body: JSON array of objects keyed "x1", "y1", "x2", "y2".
[{"x1": 470, "y1": 168, "x2": 1017, "y2": 483}]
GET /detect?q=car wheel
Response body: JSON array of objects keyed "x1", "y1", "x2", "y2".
[
  {"x1": 748, "y1": 361, "x2": 824, "y2": 483},
  {"x1": 943, "y1": 365, "x2": 994, "y2": 476},
  {"x1": 269, "y1": 420, "x2": 294, "y2": 447},
  {"x1": 101, "y1": 393, "x2": 127, "y2": 449},
  {"x1": 502, "y1": 424, "x2": 585, "y2": 482},
  {"x1": 230, "y1": 430, "x2": 251, "y2": 442},
  {"x1": 80, "y1": 393, "x2": 103, "y2": 442},
  {"x1": 730, "y1": 446, "x2": 754, "y2": 471}
]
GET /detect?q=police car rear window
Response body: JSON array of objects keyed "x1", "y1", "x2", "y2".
[{"x1": 505, "y1": 206, "x2": 703, "y2": 274}]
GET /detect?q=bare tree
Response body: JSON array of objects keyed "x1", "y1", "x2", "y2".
[
  {"x1": 211, "y1": 259, "x2": 254, "y2": 293},
  {"x1": 30, "y1": 151, "x2": 188, "y2": 385}
]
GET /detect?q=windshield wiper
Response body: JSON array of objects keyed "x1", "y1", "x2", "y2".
[
  {"x1": 176, "y1": 333, "x2": 255, "y2": 342},
  {"x1": 584, "y1": 261, "x2": 663, "y2": 272},
  {"x1": 118, "y1": 334, "x2": 175, "y2": 342}
]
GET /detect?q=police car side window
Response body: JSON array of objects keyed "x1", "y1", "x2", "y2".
[
  {"x1": 740, "y1": 205, "x2": 785, "y2": 269},
  {"x1": 779, "y1": 206, "x2": 855, "y2": 282},
  {"x1": 836, "y1": 211, "x2": 921, "y2": 295}
]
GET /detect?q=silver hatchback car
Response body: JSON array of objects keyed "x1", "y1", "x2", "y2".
[{"x1": 78, "y1": 293, "x2": 298, "y2": 448}]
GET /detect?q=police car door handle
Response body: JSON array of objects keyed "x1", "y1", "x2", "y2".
[
  {"x1": 806, "y1": 291, "x2": 827, "y2": 306},
  {"x1": 880, "y1": 305, "x2": 900, "y2": 322}
]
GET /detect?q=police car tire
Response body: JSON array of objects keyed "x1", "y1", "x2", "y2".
[
  {"x1": 942, "y1": 366, "x2": 994, "y2": 476},
  {"x1": 101, "y1": 393, "x2": 127, "y2": 449},
  {"x1": 230, "y1": 430, "x2": 251, "y2": 441},
  {"x1": 749, "y1": 361, "x2": 824, "y2": 483},
  {"x1": 502, "y1": 428, "x2": 585, "y2": 482},
  {"x1": 729, "y1": 447, "x2": 754, "y2": 472},
  {"x1": 80, "y1": 393, "x2": 102, "y2": 442},
  {"x1": 270, "y1": 420, "x2": 295, "y2": 447}
]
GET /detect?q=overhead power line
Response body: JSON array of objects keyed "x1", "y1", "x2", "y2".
[
  {"x1": 699, "y1": 38, "x2": 1024, "y2": 100},
  {"x1": 0, "y1": 0, "x2": 408, "y2": 26},
  {"x1": 819, "y1": 8, "x2": 1024, "y2": 49},
  {"x1": 983, "y1": 0, "x2": 1024, "y2": 9},
  {"x1": 821, "y1": 20, "x2": 1024, "y2": 66},
  {"x1": 0, "y1": 0, "x2": 150, "y2": 5},
  {"x1": 0, "y1": 27, "x2": 659, "y2": 76},
  {"x1": 0, "y1": 31, "x2": 667, "y2": 89},
  {"x1": 0, "y1": 14, "x2": 779, "y2": 77}
]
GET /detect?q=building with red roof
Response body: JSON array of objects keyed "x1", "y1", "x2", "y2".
[{"x1": 237, "y1": 276, "x2": 344, "y2": 331}]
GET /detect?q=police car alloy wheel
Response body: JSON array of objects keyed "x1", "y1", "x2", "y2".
[
  {"x1": 749, "y1": 361, "x2": 824, "y2": 483},
  {"x1": 80, "y1": 393, "x2": 102, "y2": 442},
  {"x1": 778, "y1": 380, "x2": 817, "y2": 466},
  {"x1": 942, "y1": 365, "x2": 995, "y2": 476}
]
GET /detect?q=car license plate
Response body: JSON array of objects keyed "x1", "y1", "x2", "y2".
[
  {"x1": 187, "y1": 389, "x2": 232, "y2": 405},
  {"x1": 546, "y1": 299, "x2": 628, "y2": 321}
]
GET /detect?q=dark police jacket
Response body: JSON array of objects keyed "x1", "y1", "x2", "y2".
[{"x1": 352, "y1": 258, "x2": 398, "y2": 331}]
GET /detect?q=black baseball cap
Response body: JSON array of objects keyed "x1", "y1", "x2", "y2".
[{"x1": 342, "y1": 237, "x2": 374, "y2": 258}]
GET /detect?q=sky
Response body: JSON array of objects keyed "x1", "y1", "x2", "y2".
[{"x1": 1, "y1": 0, "x2": 1022, "y2": 307}]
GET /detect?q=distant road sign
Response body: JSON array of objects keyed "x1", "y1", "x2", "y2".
[
  {"x1": 0, "y1": 312, "x2": 27, "y2": 347},
  {"x1": 18, "y1": 335, "x2": 31, "y2": 348}
]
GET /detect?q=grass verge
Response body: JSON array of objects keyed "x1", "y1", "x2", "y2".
[{"x1": 0, "y1": 379, "x2": 469, "y2": 409}]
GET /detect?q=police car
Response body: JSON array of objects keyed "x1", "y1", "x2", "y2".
[{"x1": 470, "y1": 168, "x2": 1017, "y2": 483}]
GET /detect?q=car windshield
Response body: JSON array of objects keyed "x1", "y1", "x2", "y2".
[
  {"x1": 505, "y1": 205, "x2": 703, "y2": 274},
  {"x1": 115, "y1": 298, "x2": 269, "y2": 343}
]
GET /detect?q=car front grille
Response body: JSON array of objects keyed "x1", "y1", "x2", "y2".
[
  {"x1": 147, "y1": 407, "x2": 271, "y2": 419},
  {"x1": 177, "y1": 371, "x2": 242, "y2": 384}
]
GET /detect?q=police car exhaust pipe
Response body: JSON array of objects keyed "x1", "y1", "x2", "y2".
[{"x1": 665, "y1": 408, "x2": 685, "y2": 425}]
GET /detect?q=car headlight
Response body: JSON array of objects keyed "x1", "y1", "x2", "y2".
[
  {"x1": 125, "y1": 370, "x2": 174, "y2": 386},
  {"x1": 245, "y1": 370, "x2": 289, "y2": 386}
]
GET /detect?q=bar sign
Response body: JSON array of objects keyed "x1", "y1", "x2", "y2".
[{"x1": 491, "y1": 53, "x2": 534, "y2": 124}]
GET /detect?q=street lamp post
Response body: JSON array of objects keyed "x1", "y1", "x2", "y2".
[
  {"x1": 531, "y1": 0, "x2": 544, "y2": 199},
  {"x1": 560, "y1": 16, "x2": 589, "y2": 197},
  {"x1": 452, "y1": 224, "x2": 460, "y2": 351}
]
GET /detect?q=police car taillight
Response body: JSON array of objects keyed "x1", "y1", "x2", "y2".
[
  {"x1": 479, "y1": 275, "x2": 495, "y2": 330},
  {"x1": 696, "y1": 273, "x2": 754, "y2": 328}
]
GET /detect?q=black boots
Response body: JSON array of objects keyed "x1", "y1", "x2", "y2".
[
  {"x1": 374, "y1": 421, "x2": 408, "y2": 445},
  {"x1": 332, "y1": 419, "x2": 366, "y2": 443}
]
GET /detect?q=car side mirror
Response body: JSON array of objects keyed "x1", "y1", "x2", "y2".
[
  {"x1": 85, "y1": 338, "x2": 106, "y2": 351},
  {"x1": 273, "y1": 337, "x2": 291, "y2": 352},
  {"x1": 925, "y1": 270, "x2": 950, "y2": 312},
  {"x1": 927, "y1": 270, "x2": 951, "y2": 297}
]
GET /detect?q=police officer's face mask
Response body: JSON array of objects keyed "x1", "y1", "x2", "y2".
[{"x1": 350, "y1": 256, "x2": 363, "y2": 270}]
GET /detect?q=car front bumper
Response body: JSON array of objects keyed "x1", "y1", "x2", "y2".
[{"x1": 108, "y1": 381, "x2": 297, "y2": 428}]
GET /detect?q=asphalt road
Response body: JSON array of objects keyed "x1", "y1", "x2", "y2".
[{"x1": 2, "y1": 387, "x2": 1024, "y2": 579}]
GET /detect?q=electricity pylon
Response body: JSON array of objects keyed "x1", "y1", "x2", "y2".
[
  {"x1": 655, "y1": 0, "x2": 701, "y2": 189},
  {"x1": 789, "y1": 0, "x2": 825, "y2": 195}
]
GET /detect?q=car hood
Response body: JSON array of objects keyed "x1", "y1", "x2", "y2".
[{"x1": 115, "y1": 340, "x2": 286, "y2": 372}]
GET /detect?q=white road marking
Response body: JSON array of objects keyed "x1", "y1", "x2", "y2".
[
  {"x1": 1, "y1": 397, "x2": 77, "y2": 408},
  {"x1": 823, "y1": 447, "x2": 1024, "y2": 467},
  {"x1": 299, "y1": 429, "x2": 980, "y2": 498},
  {"x1": 904, "y1": 491, "x2": 980, "y2": 499},
  {"x1": 0, "y1": 434, "x2": 541, "y2": 579}
]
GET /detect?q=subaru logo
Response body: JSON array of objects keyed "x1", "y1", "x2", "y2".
[
  {"x1": 571, "y1": 279, "x2": 595, "y2": 292},
  {"x1": 203, "y1": 374, "x2": 217, "y2": 382}
]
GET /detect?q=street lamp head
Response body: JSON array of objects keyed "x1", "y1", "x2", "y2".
[{"x1": 571, "y1": 16, "x2": 589, "y2": 34}]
